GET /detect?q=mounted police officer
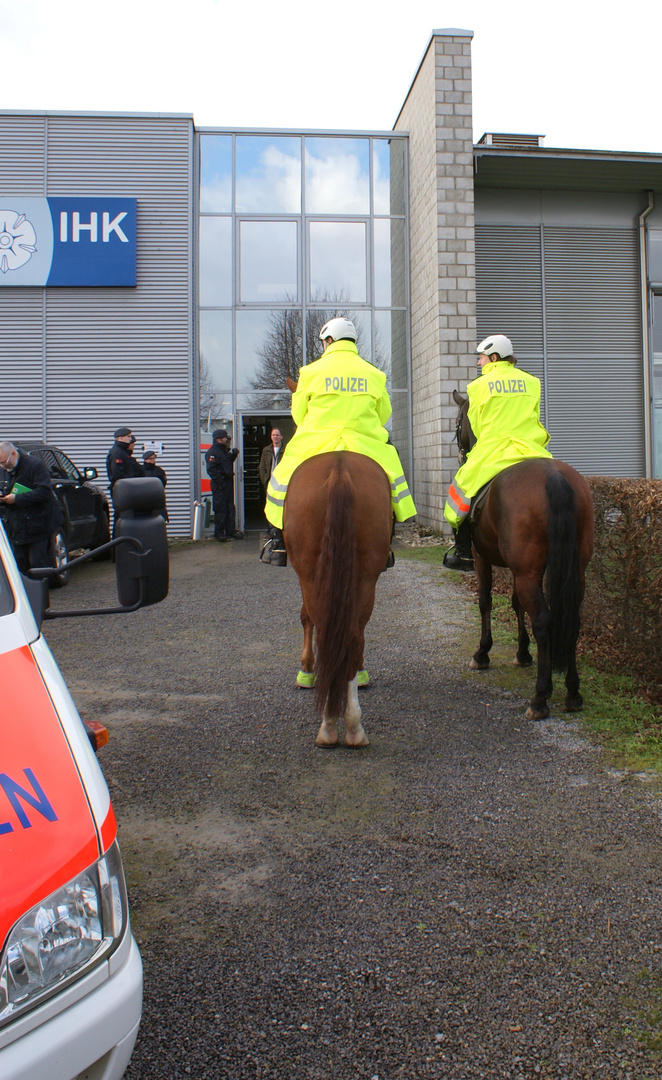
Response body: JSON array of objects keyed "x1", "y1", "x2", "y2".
[
  {"x1": 262, "y1": 317, "x2": 416, "y2": 567},
  {"x1": 205, "y1": 429, "x2": 243, "y2": 542},
  {"x1": 443, "y1": 334, "x2": 552, "y2": 571}
]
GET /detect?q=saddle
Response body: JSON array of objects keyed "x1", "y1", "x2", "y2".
[{"x1": 469, "y1": 478, "x2": 495, "y2": 525}]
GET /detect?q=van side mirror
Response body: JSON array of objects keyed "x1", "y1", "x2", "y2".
[{"x1": 112, "y1": 478, "x2": 169, "y2": 607}]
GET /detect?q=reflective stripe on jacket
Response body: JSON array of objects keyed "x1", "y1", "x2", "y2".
[
  {"x1": 444, "y1": 361, "x2": 552, "y2": 528},
  {"x1": 265, "y1": 340, "x2": 416, "y2": 529}
]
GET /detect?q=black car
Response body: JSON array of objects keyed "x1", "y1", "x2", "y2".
[{"x1": 0, "y1": 442, "x2": 111, "y2": 587}]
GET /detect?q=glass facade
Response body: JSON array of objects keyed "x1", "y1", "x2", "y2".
[{"x1": 197, "y1": 131, "x2": 412, "y2": 502}]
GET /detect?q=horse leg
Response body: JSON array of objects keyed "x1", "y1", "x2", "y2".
[
  {"x1": 564, "y1": 652, "x2": 583, "y2": 712},
  {"x1": 469, "y1": 557, "x2": 492, "y2": 670},
  {"x1": 297, "y1": 601, "x2": 316, "y2": 687},
  {"x1": 512, "y1": 588, "x2": 533, "y2": 667},
  {"x1": 343, "y1": 675, "x2": 369, "y2": 747},
  {"x1": 316, "y1": 707, "x2": 340, "y2": 748},
  {"x1": 516, "y1": 576, "x2": 553, "y2": 721}
]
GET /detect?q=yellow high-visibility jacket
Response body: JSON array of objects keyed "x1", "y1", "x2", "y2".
[
  {"x1": 265, "y1": 340, "x2": 416, "y2": 529},
  {"x1": 444, "y1": 361, "x2": 552, "y2": 529}
]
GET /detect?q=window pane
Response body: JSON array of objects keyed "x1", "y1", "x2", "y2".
[
  {"x1": 374, "y1": 218, "x2": 407, "y2": 308},
  {"x1": 200, "y1": 135, "x2": 232, "y2": 213},
  {"x1": 304, "y1": 308, "x2": 371, "y2": 365},
  {"x1": 200, "y1": 309, "x2": 232, "y2": 392},
  {"x1": 375, "y1": 310, "x2": 408, "y2": 389},
  {"x1": 373, "y1": 138, "x2": 406, "y2": 216},
  {"x1": 236, "y1": 308, "x2": 303, "y2": 389},
  {"x1": 649, "y1": 231, "x2": 662, "y2": 283},
  {"x1": 199, "y1": 217, "x2": 232, "y2": 306},
  {"x1": 309, "y1": 221, "x2": 367, "y2": 304},
  {"x1": 240, "y1": 221, "x2": 298, "y2": 303},
  {"x1": 236, "y1": 135, "x2": 301, "y2": 213},
  {"x1": 305, "y1": 137, "x2": 370, "y2": 214}
]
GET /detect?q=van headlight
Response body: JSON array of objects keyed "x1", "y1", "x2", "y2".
[{"x1": 0, "y1": 841, "x2": 128, "y2": 1027}]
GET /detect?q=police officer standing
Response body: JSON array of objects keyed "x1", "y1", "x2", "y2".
[
  {"x1": 205, "y1": 429, "x2": 243, "y2": 542},
  {"x1": 106, "y1": 427, "x2": 144, "y2": 491}
]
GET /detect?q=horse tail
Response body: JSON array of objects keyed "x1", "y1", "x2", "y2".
[
  {"x1": 545, "y1": 470, "x2": 581, "y2": 672},
  {"x1": 314, "y1": 457, "x2": 359, "y2": 718}
]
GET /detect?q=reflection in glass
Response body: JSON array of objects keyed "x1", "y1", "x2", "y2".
[
  {"x1": 236, "y1": 136, "x2": 301, "y2": 213},
  {"x1": 374, "y1": 310, "x2": 408, "y2": 389},
  {"x1": 236, "y1": 308, "x2": 303, "y2": 389},
  {"x1": 200, "y1": 310, "x2": 232, "y2": 395},
  {"x1": 239, "y1": 221, "x2": 298, "y2": 303},
  {"x1": 305, "y1": 137, "x2": 370, "y2": 214},
  {"x1": 200, "y1": 135, "x2": 232, "y2": 213},
  {"x1": 374, "y1": 218, "x2": 407, "y2": 309},
  {"x1": 309, "y1": 221, "x2": 367, "y2": 303},
  {"x1": 305, "y1": 307, "x2": 371, "y2": 366},
  {"x1": 199, "y1": 217, "x2": 232, "y2": 307},
  {"x1": 649, "y1": 232, "x2": 662, "y2": 283},
  {"x1": 237, "y1": 391, "x2": 293, "y2": 412},
  {"x1": 373, "y1": 139, "x2": 406, "y2": 216}
]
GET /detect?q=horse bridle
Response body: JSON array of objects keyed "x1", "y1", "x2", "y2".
[{"x1": 455, "y1": 403, "x2": 468, "y2": 465}]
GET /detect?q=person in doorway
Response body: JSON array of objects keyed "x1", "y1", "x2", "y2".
[
  {"x1": 259, "y1": 428, "x2": 286, "y2": 495},
  {"x1": 143, "y1": 450, "x2": 169, "y2": 522},
  {"x1": 205, "y1": 429, "x2": 243, "y2": 542},
  {"x1": 262, "y1": 317, "x2": 416, "y2": 567},
  {"x1": 443, "y1": 334, "x2": 552, "y2": 571},
  {"x1": 0, "y1": 440, "x2": 64, "y2": 579}
]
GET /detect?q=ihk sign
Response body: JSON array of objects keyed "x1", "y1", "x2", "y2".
[{"x1": 0, "y1": 197, "x2": 137, "y2": 286}]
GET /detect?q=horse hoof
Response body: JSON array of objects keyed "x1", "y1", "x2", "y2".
[
  {"x1": 525, "y1": 705, "x2": 549, "y2": 721},
  {"x1": 469, "y1": 658, "x2": 489, "y2": 671},
  {"x1": 316, "y1": 721, "x2": 339, "y2": 747},
  {"x1": 344, "y1": 728, "x2": 369, "y2": 748},
  {"x1": 564, "y1": 696, "x2": 583, "y2": 713},
  {"x1": 357, "y1": 669, "x2": 370, "y2": 687},
  {"x1": 297, "y1": 670, "x2": 316, "y2": 688},
  {"x1": 513, "y1": 656, "x2": 533, "y2": 668}
]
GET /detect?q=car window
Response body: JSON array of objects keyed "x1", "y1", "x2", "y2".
[
  {"x1": 53, "y1": 449, "x2": 81, "y2": 482},
  {"x1": 30, "y1": 448, "x2": 68, "y2": 480}
]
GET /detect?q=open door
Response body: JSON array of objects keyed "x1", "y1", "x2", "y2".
[{"x1": 240, "y1": 415, "x2": 295, "y2": 531}]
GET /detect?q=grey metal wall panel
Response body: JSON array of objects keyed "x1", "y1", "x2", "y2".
[
  {"x1": 475, "y1": 225, "x2": 543, "y2": 359},
  {"x1": 0, "y1": 291, "x2": 45, "y2": 437},
  {"x1": 0, "y1": 115, "x2": 46, "y2": 195},
  {"x1": 475, "y1": 222, "x2": 644, "y2": 477},
  {"x1": 0, "y1": 113, "x2": 194, "y2": 533}
]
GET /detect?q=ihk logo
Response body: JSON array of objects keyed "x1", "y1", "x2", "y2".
[
  {"x1": 59, "y1": 211, "x2": 129, "y2": 244},
  {"x1": 0, "y1": 210, "x2": 37, "y2": 274}
]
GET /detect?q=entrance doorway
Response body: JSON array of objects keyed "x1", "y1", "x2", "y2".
[{"x1": 240, "y1": 414, "x2": 295, "y2": 531}]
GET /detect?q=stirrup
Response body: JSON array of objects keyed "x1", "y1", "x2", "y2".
[
  {"x1": 442, "y1": 547, "x2": 474, "y2": 572},
  {"x1": 260, "y1": 537, "x2": 287, "y2": 566}
]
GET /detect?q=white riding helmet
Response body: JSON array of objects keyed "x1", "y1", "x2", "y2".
[
  {"x1": 476, "y1": 334, "x2": 513, "y2": 359},
  {"x1": 319, "y1": 317, "x2": 357, "y2": 342}
]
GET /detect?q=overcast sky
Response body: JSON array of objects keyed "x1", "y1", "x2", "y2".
[{"x1": 2, "y1": 0, "x2": 660, "y2": 154}]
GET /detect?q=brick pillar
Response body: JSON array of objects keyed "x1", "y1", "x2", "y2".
[{"x1": 394, "y1": 29, "x2": 476, "y2": 530}]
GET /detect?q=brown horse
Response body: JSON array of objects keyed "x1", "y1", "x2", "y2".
[
  {"x1": 453, "y1": 389, "x2": 594, "y2": 721},
  {"x1": 283, "y1": 451, "x2": 392, "y2": 747}
]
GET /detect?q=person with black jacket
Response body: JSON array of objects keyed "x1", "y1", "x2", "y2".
[
  {"x1": 0, "y1": 441, "x2": 64, "y2": 577},
  {"x1": 205, "y1": 429, "x2": 243, "y2": 542},
  {"x1": 143, "y1": 450, "x2": 168, "y2": 522},
  {"x1": 106, "y1": 426, "x2": 144, "y2": 490}
]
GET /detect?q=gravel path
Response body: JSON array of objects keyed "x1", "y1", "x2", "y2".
[{"x1": 45, "y1": 535, "x2": 662, "y2": 1080}]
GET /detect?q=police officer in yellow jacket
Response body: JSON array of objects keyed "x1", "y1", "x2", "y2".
[
  {"x1": 262, "y1": 317, "x2": 416, "y2": 567},
  {"x1": 443, "y1": 333, "x2": 552, "y2": 571}
]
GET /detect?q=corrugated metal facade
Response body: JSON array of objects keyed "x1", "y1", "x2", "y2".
[
  {"x1": 476, "y1": 223, "x2": 644, "y2": 475},
  {"x1": 0, "y1": 113, "x2": 194, "y2": 534}
]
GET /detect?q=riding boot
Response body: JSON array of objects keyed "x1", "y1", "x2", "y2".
[
  {"x1": 381, "y1": 513, "x2": 396, "y2": 572},
  {"x1": 443, "y1": 517, "x2": 474, "y2": 571},
  {"x1": 260, "y1": 526, "x2": 287, "y2": 567}
]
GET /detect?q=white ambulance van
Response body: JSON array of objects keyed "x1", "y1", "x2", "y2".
[{"x1": 0, "y1": 477, "x2": 168, "y2": 1080}]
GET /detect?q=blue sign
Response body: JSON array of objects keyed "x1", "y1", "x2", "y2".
[{"x1": 0, "y1": 197, "x2": 137, "y2": 286}]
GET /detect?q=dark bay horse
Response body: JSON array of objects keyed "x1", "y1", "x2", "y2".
[
  {"x1": 453, "y1": 389, "x2": 594, "y2": 720},
  {"x1": 283, "y1": 451, "x2": 392, "y2": 747}
]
